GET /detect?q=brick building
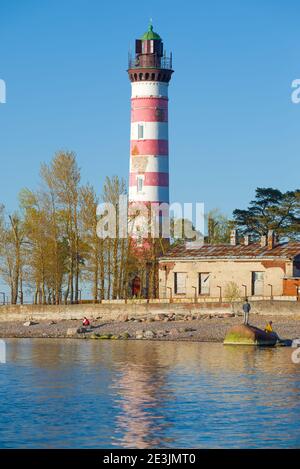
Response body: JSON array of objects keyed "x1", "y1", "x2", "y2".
[{"x1": 158, "y1": 230, "x2": 300, "y2": 300}]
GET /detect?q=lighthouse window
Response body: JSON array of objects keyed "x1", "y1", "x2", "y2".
[
  {"x1": 155, "y1": 108, "x2": 164, "y2": 121},
  {"x1": 137, "y1": 175, "x2": 144, "y2": 192},
  {"x1": 138, "y1": 124, "x2": 144, "y2": 139}
]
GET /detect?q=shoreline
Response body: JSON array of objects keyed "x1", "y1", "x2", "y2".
[{"x1": 1, "y1": 313, "x2": 300, "y2": 342}]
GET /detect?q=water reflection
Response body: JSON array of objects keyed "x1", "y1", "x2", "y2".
[
  {"x1": 1, "y1": 339, "x2": 300, "y2": 448},
  {"x1": 107, "y1": 343, "x2": 174, "y2": 448}
]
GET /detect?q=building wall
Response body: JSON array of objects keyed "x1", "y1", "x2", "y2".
[
  {"x1": 159, "y1": 259, "x2": 291, "y2": 299},
  {"x1": 283, "y1": 278, "x2": 300, "y2": 296}
]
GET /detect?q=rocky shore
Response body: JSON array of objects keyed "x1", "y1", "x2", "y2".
[{"x1": 0, "y1": 312, "x2": 300, "y2": 342}]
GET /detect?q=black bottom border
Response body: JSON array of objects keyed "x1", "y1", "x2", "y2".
[{"x1": 0, "y1": 449, "x2": 299, "y2": 466}]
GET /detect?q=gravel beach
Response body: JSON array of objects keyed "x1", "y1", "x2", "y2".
[{"x1": 0, "y1": 313, "x2": 300, "y2": 342}]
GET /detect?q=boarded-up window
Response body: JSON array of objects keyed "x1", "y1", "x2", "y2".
[
  {"x1": 138, "y1": 124, "x2": 144, "y2": 139},
  {"x1": 199, "y1": 273, "x2": 210, "y2": 295},
  {"x1": 174, "y1": 272, "x2": 187, "y2": 294},
  {"x1": 251, "y1": 272, "x2": 264, "y2": 295}
]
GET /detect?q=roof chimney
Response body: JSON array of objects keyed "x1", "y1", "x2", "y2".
[
  {"x1": 267, "y1": 230, "x2": 276, "y2": 250},
  {"x1": 260, "y1": 235, "x2": 267, "y2": 247},
  {"x1": 244, "y1": 235, "x2": 250, "y2": 246},
  {"x1": 230, "y1": 229, "x2": 238, "y2": 246}
]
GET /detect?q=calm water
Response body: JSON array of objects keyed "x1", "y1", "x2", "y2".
[{"x1": 0, "y1": 339, "x2": 299, "y2": 448}]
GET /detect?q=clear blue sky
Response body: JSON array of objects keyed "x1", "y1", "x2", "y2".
[{"x1": 0, "y1": 0, "x2": 299, "y2": 216}]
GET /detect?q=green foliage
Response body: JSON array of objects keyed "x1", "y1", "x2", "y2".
[
  {"x1": 205, "y1": 209, "x2": 232, "y2": 244},
  {"x1": 233, "y1": 187, "x2": 300, "y2": 240},
  {"x1": 224, "y1": 281, "x2": 241, "y2": 304}
]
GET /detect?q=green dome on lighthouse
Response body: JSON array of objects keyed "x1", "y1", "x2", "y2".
[{"x1": 141, "y1": 23, "x2": 161, "y2": 40}]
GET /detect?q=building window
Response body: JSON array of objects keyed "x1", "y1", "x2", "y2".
[
  {"x1": 174, "y1": 272, "x2": 187, "y2": 295},
  {"x1": 294, "y1": 261, "x2": 300, "y2": 277},
  {"x1": 251, "y1": 271, "x2": 264, "y2": 296},
  {"x1": 199, "y1": 273, "x2": 210, "y2": 295},
  {"x1": 138, "y1": 123, "x2": 144, "y2": 139},
  {"x1": 136, "y1": 175, "x2": 144, "y2": 193}
]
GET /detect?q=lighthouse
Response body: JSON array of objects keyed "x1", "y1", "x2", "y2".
[{"x1": 127, "y1": 23, "x2": 173, "y2": 246}]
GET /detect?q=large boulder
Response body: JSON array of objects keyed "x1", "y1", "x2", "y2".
[
  {"x1": 224, "y1": 324, "x2": 277, "y2": 346},
  {"x1": 135, "y1": 330, "x2": 144, "y2": 340},
  {"x1": 174, "y1": 314, "x2": 184, "y2": 321},
  {"x1": 23, "y1": 321, "x2": 37, "y2": 327},
  {"x1": 144, "y1": 330, "x2": 156, "y2": 339},
  {"x1": 120, "y1": 331, "x2": 131, "y2": 339},
  {"x1": 156, "y1": 330, "x2": 168, "y2": 338}
]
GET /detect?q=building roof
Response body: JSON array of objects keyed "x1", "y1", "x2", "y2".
[
  {"x1": 160, "y1": 242, "x2": 300, "y2": 261},
  {"x1": 141, "y1": 24, "x2": 161, "y2": 41}
]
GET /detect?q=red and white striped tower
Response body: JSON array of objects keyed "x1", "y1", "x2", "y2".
[{"x1": 127, "y1": 24, "x2": 173, "y2": 247}]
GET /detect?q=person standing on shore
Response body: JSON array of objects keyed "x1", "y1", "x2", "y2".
[{"x1": 242, "y1": 298, "x2": 251, "y2": 325}]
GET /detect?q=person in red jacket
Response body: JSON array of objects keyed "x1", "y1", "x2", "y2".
[{"x1": 82, "y1": 317, "x2": 90, "y2": 327}]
